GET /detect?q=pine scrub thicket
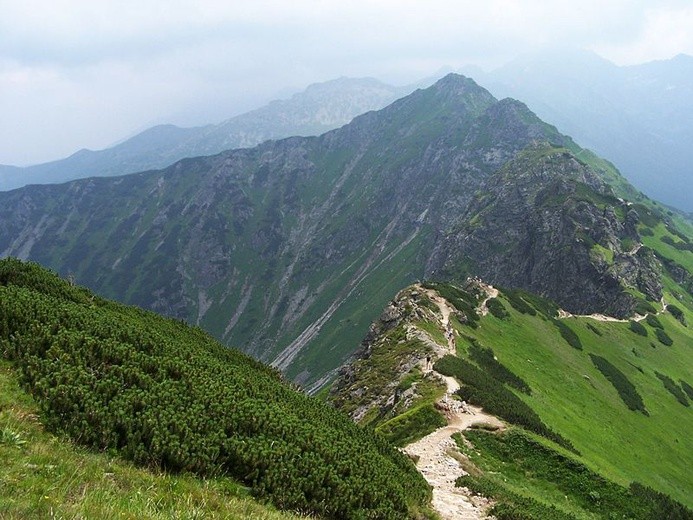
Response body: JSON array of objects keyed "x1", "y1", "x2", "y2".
[{"x1": 0, "y1": 259, "x2": 430, "y2": 519}]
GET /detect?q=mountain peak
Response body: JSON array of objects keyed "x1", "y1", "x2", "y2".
[{"x1": 430, "y1": 72, "x2": 491, "y2": 97}]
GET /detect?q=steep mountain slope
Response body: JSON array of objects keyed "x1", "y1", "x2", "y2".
[
  {"x1": 0, "y1": 77, "x2": 408, "y2": 191},
  {"x1": 428, "y1": 145, "x2": 662, "y2": 318},
  {"x1": 0, "y1": 74, "x2": 679, "y2": 387},
  {"x1": 0, "y1": 258, "x2": 433, "y2": 519},
  {"x1": 480, "y1": 50, "x2": 693, "y2": 212},
  {"x1": 329, "y1": 277, "x2": 693, "y2": 517}
]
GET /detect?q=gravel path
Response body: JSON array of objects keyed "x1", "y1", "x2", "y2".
[
  {"x1": 407, "y1": 284, "x2": 506, "y2": 519},
  {"x1": 405, "y1": 400, "x2": 503, "y2": 519}
]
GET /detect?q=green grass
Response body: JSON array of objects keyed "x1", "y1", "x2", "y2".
[
  {"x1": 0, "y1": 361, "x2": 300, "y2": 520},
  {"x1": 590, "y1": 243, "x2": 614, "y2": 265},
  {"x1": 642, "y1": 222, "x2": 693, "y2": 271},
  {"x1": 629, "y1": 319, "x2": 648, "y2": 336},
  {"x1": 434, "y1": 354, "x2": 572, "y2": 449},
  {"x1": 334, "y1": 277, "x2": 693, "y2": 508},
  {"x1": 454, "y1": 428, "x2": 692, "y2": 520},
  {"x1": 456, "y1": 291, "x2": 693, "y2": 507},
  {"x1": 375, "y1": 404, "x2": 446, "y2": 447}
]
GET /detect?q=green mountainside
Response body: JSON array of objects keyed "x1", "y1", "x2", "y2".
[
  {"x1": 1, "y1": 73, "x2": 682, "y2": 388},
  {"x1": 0, "y1": 259, "x2": 433, "y2": 519},
  {"x1": 329, "y1": 275, "x2": 693, "y2": 517}
]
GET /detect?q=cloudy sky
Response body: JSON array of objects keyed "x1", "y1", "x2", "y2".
[{"x1": 2, "y1": 0, "x2": 693, "y2": 166}]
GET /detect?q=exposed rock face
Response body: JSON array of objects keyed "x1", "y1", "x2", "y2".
[
  {"x1": 0, "y1": 74, "x2": 668, "y2": 383},
  {"x1": 329, "y1": 285, "x2": 443, "y2": 421},
  {"x1": 428, "y1": 146, "x2": 662, "y2": 317}
]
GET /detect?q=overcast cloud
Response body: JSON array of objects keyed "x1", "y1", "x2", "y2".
[{"x1": 2, "y1": 0, "x2": 693, "y2": 166}]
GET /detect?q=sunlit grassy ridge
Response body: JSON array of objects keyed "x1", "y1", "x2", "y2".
[
  {"x1": 462, "y1": 289, "x2": 693, "y2": 507},
  {"x1": 0, "y1": 258, "x2": 433, "y2": 519},
  {"x1": 330, "y1": 276, "x2": 692, "y2": 516}
]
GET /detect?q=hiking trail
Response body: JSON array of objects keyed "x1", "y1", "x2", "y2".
[{"x1": 408, "y1": 285, "x2": 505, "y2": 519}]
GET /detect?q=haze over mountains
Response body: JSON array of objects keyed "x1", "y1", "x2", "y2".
[
  {"x1": 2, "y1": 52, "x2": 690, "y2": 215},
  {"x1": 477, "y1": 49, "x2": 693, "y2": 212},
  {"x1": 0, "y1": 77, "x2": 412, "y2": 191},
  {"x1": 0, "y1": 74, "x2": 674, "y2": 388},
  {"x1": 1, "y1": 56, "x2": 692, "y2": 520}
]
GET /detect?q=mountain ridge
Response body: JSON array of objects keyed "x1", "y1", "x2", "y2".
[
  {"x1": 329, "y1": 277, "x2": 693, "y2": 515},
  {"x1": 0, "y1": 77, "x2": 412, "y2": 192},
  {"x1": 0, "y1": 73, "x2": 684, "y2": 386},
  {"x1": 481, "y1": 51, "x2": 693, "y2": 211}
]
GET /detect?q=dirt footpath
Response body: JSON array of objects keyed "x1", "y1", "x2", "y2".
[{"x1": 405, "y1": 402, "x2": 503, "y2": 519}]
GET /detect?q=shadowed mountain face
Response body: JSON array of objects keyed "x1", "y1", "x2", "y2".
[
  {"x1": 0, "y1": 74, "x2": 663, "y2": 385},
  {"x1": 0, "y1": 77, "x2": 410, "y2": 192}
]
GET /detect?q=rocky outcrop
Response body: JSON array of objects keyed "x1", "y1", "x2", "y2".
[{"x1": 428, "y1": 146, "x2": 662, "y2": 317}]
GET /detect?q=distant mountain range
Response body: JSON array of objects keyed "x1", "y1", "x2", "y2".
[
  {"x1": 1, "y1": 58, "x2": 691, "y2": 520},
  {"x1": 2, "y1": 51, "x2": 690, "y2": 213},
  {"x1": 476, "y1": 50, "x2": 693, "y2": 212},
  {"x1": 0, "y1": 77, "x2": 414, "y2": 191},
  {"x1": 2, "y1": 74, "x2": 684, "y2": 388}
]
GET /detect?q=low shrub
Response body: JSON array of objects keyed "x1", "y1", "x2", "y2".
[
  {"x1": 553, "y1": 320, "x2": 583, "y2": 350},
  {"x1": 645, "y1": 314, "x2": 663, "y2": 329},
  {"x1": 639, "y1": 227, "x2": 654, "y2": 237},
  {"x1": 629, "y1": 483, "x2": 693, "y2": 520},
  {"x1": 376, "y1": 404, "x2": 446, "y2": 447},
  {"x1": 0, "y1": 259, "x2": 430, "y2": 519},
  {"x1": 589, "y1": 354, "x2": 647, "y2": 414},
  {"x1": 423, "y1": 282, "x2": 480, "y2": 326},
  {"x1": 486, "y1": 298, "x2": 510, "y2": 320},
  {"x1": 434, "y1": 355, "x2": 573, "y2": 450},
  {"x1": 655, "y1": 372, "x2": 689, "y2": 407},
  {"x1": 655, "y1": 328, "x2": 673, "y2": 346},
  {"x1": 503, "y1": 290, "x2": 536, "y2": 316},
  {"x1": 468, "y1": 342, "x2": 531, "y2": 394},
  {"x1": 634, "y1": 300, "x2": 657, "y2": 315},
  {"x1": 667, "y1": 304, "x2": 687, "y2": 326},
  {"x1": 458, "y1": 475, "x2": 578, "y2": 520},
  {"x1": 513, "y1": 290, "x2": 558, "y2": 318},
  {"x1": 586, "y1": 323, "x2": 602, "y2": 336},
  {"x1": 629, "y1": 320, "x2": 648, "y2": 337},
  {"x1": 660, "y1": 235, "x2": 693, "y2": 252},
  {"x1": 681, "y1": 380, "x2": 693, "y2": 400},
  {"x1": 458, "y1": 429, "x2": 692, "y2": 520}
]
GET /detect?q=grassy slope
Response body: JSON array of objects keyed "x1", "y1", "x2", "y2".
[
  {"x1": 0, "y1": 361, "x2": 299, "y2": 520},
  {"x1": 328, "y1": 276, "x2": 692, "y2": 515},
  {"x1": 456, "y1": 291, "x2": 692, "y2": 507}
]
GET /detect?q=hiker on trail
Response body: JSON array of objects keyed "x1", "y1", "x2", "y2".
[{"x1": 426, "y1": 355, "x2": 432, "y2": 371}]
